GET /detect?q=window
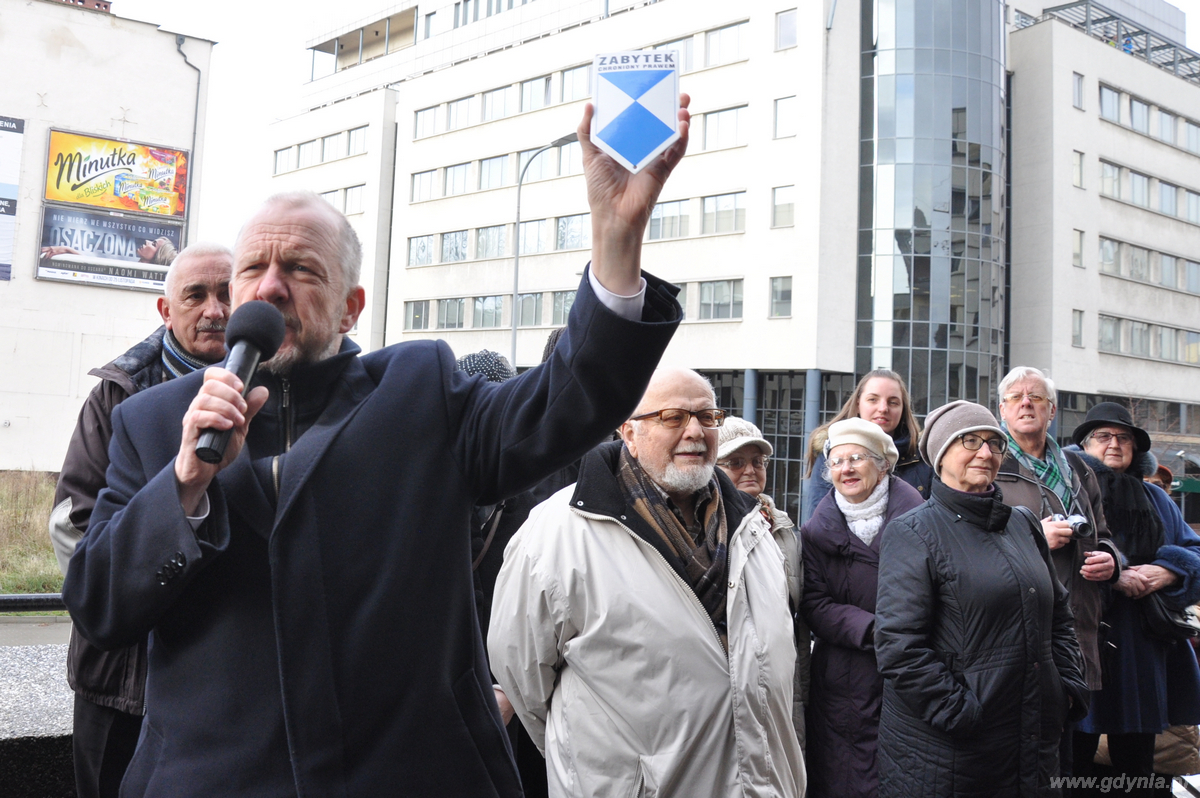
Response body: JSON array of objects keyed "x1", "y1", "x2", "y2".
[
  {"x1": 1072, "y1": 310, "x2": 1084, "y2": 347},
  {"x1": 477, "y1": 225, "x2": 506, "y2": 259},
  {"x1": 655, "y1": 38, "x2": 693, "y2": 72},
  {"x1": 1189, "y1": 260, "x2": 1200, "y2": 294},
  {"x1": 479, "y1": 155, "x2": 508, "y2": 190},
  {"x1": 454, "y1": 0, "x2": 477, "y2": 28},
  {"x1": 560, "y1": 140, "x2": 583, "y2": 176},
  {"x1": 1073, "y1": 73, "x2": 1084, "y2": 109},
  {"x1": 775, "y1": 96, "x2": 797, "y2": 138},
  {"x1": 445, "y1": 163, "x2": 470, "y2": 196},
  {"x1": 561, "y1": 65, "x2": 590, "y2": 102},
  {"x1": 1160, "y1": 326, "x2": 1178, "y2": 361},
  {"x1": 414, "y1": 107, "x2": 437, "y2": 138},
  {"x1": 1129, "y1": 171, "x2": 1149, "y2": 207},
  {"x1": 320, "y1": 189, "x2": 343, "y2": 211},
  {"x1": 551, "y1": 290, "x2": 575, "y2": 325},
  {"x1": 773, "y1": 186, "x2": 795, "y2": 228},
  {"x1": 521, "y1": 76, "x2": 551, "y2": 112},
  {"x1": 274, "y1": 147, "x2": 294, "y2": 174},
  {"x1": 348, "y1": 126, "x2": 368, "y2": 155},
  {"x1": 1098, "y1": 315, "x2": 1119, "y2": 352},
  {"x1": 648, "y1": 200, "x2": 688, "y2": 240},
  {"x1": 776, "y1": 9, "x2": 797, "y2": 50},
  {"x1": 1099, "y1": 237, "x2": 1118, "y2": 274},
  {"x1": 1131, "y1": 99, "x2": 1150, "y2": 134},
  {"x1": 424, "y1": 11, "x2": 435, "y2": 39},
  {"x1": 519, "y1": 148, "x2": 554, "y2": 182},
  {"x1": 770, "y1": 277, "x2": 792, "y2": 317},
  {"x1": 1188, "y1": 191, "x2": 1200, "y2": 223},
  {"x1": 706, "y1": 22, "x2": 747, "y2": 67},
  {"x1": 297, "y1": 140, "x2": 318, "y2": 169},
  {"x1": 1129, "y1": 246, "x2": 1149, "y2": 281},
  {"x1": 405, "y1": 300, "x2": 430, "y2": 330},
  {"x1": 517, "y1": 293, "x2": 541, "y2": 327},
  {"x1": 702, "y1": 192, "x2": 746, "y2": 233},
  {"x1": 1072, "y1": 151, "x2": 1084, "y2": 188},
  {"x1": 1160, "y1": 182, "x2": 1177, "y2": 216},
  {"x1": 1100, "y1": 86, "x2": 1120, "y2": 122},
  {"x1": 1188, "y1": 121, "x2": 1200, "y2": 154},
  {"x1": 1161, "y1": 254, "x2": 1177, "y2": 288},
  {"x1": 482, "y1": 85, "x2": 517, "y2": 121},
  {"x1": 519, "y1": 219, "x2": 548, "y2": 254},
  {"x1": 1100, "y1": 162, "x2": 1118, "y2": 197},
  {"x1": 344, "y1": 185, "x2": 364, "y2": 215},
  {"x1": 705, "y1": 107, "x2": 746, "y2": 150},
  {"x1": 447, "y1": 97, "x2": 471, "y2": 130},
  {"x1": 556, "y1": 214, "x2": 591, "y2": 250},
  {"x1": 676, "y1": 283, "x2": 688, "y2": 320},
  {"x1": 412, "y1": 170, "x2": 436, "y2": 202},
  {"x1": 437, "y1": 298, "x2": 465, "y2": 329},
  {"x1": 409, "y1": 235, "x2": 434, "y2": 266},
  {"x1": 473, "y1": 296, "x2": 503, "y2": 328},
  {"x1": 1073, "y1": 229, "x2": 1084, "y2": 267},
  {"x1": 1188, "y1": 331, "x2": 1200, "y2": 364},
  {"x1": 699, "y1": 279, "x2": 743, "y2": 319},
  {"x1": 1159, "y1": 111, "x2": 1176, "y2": 145},
  {"x1": 1130, "y1": 321, "x2": 1151, "y2": 356},
  {"x1": 323, "y1": 131, "x2": 347, "y2": 161},
  {"x1": 442, "y1": 230, "x2": 469, "y2": 263}
]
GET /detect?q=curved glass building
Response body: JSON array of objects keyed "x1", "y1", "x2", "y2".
[{"x1": 856, "y1": 0, "x2": 1008, "y2": 415}]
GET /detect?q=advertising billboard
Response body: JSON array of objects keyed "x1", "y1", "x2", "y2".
[
  {"x1": 0, "y1": 115, "x2": 25, "y2": 280},
  {"x1": 36, "y1": 205, "x2": 182, "y2": 292},
  {"x1": 44, "y1": 130, "x2": 189, "y2": 218}
]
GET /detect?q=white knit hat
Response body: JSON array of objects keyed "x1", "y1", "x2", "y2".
[
  {"x1": 824, "y1": 418, "x2": 899, "y2": 469},
  {"x1": 717, "y1": 416, "x2": 773, "y2": 460}
]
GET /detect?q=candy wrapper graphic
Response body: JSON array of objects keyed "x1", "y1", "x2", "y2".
[{"x1": 590, "y1": 51, "x2": 680, "y2": 174}]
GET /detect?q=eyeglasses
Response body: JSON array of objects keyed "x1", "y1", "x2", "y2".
[
  {"x1": 1001, "y1": 392, "x2": 1050, "y2": 406},
  {"x1": 1089, "y1": 430, "x2": 1135, "y2": 447},
  {"x1": 718, "y1": 455, "x2": 770, "y2": 471},
  {"x1": 827, "y1": 452, "x2": 875, "y2": 470},
  {"x1": 630, "y1": 408, "x2": 726, "y2": 429},
  {"x1": 958, "y1": 434, "x2": 1008, "y2": 455}
]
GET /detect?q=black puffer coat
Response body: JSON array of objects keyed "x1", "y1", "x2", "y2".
[{"x1": 875, "y1": 480, "x2": 1089, "y2": 797}]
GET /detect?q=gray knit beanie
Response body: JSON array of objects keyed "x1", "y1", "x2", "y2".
[{"x1": 919, "y1": 400, "x2": 1003, "y2": 474}]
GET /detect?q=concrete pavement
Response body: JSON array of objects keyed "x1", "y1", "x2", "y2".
[{"x1": 0, "y1": 616, "x2": 72, "y2": 647}]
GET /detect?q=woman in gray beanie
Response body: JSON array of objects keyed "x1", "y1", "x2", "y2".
[{"x1": 874, "y1": 400, "x2": 1088, "y2": 797}]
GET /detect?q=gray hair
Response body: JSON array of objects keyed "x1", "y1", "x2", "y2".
[
  {"x1": 163, "y1": 241, "x2": 233, "y2": 297},
  {"x1": 236, "y1": 191, "x2": 363, "y2": 291},
  {"x1": 820, "y1": 451, "x2": 889, "y2": 484},
  {"x1": 998, "y1": 366, "x2": 1057, "y2": 406}
]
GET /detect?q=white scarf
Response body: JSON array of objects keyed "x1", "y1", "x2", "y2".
[{"x1": 835, "y1": 474, "x2": 891, "y2": 546}]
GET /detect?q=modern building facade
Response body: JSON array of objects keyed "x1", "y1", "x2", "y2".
[
  {"x1": 0, "y1": 0, "x2": 213, "y2": 471},
  {"x1": 266, "y1": 0, "x2": 1199, "y2": 520}
]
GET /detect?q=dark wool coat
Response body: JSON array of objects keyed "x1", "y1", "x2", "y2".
[
  {"x1": 62, "y1": 273, "x2": 680, "y2": 798},
  {"x1": 1068, "y1": 448, "x2": 1200, "y2": 736},
  {"x1": 799, "y1": 477, "x2": 925, "y2": 798},
  {"x1": 875, "y1": 480, "x2": 1089, "y2": 798}
]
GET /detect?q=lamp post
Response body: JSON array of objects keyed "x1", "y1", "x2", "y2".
[{"x1": 511, "y1": 131, "x2": 579, "y2": 368}]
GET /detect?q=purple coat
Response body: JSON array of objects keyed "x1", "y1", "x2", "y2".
[{"x1": 800, "y1": 477, "x2": 925, "y2": 798}]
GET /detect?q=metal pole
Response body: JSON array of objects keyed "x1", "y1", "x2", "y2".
[{"x1": 743, "y1": 368, "x2": 758, "y2": 426}]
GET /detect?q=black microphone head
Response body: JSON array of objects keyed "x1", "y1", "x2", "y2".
[{"x1": 225, "y1": 300, "x2": 286, "y2": 360}]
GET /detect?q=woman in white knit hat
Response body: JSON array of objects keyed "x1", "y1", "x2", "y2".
[
  {"x1": 799, "y1": 417, "x2": 925, "y2": 798},
  {"x1": 874, "y1": 401, "x2": 1088, "y2": 797}
]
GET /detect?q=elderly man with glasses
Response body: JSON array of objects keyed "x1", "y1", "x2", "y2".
[
  {"x1": 489, "y1": 368, "x2": 806, "y2": 798},
  {"x1": 994, "y1": 367, "x2": 1119, "y2": 782}
]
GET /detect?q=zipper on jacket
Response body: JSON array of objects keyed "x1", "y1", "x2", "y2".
[
  {"x1": 570, "y1": 506, "x2": 730, "y2": 657},
  {"x1": 272, "y1": 378, "x2": 293, "y2": 501}
]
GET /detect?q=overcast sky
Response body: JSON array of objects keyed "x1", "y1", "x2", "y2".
[{"x1": 110, "y1": 0, "x2": 1200, "y2": 246}]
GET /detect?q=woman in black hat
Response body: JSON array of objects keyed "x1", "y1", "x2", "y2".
[{"x1": 1068, "y1": 402, "x2": 1200, "y2": 795}]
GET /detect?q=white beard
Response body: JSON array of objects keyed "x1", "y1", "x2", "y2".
[{"x1": 658, "y1": 461, "x2": 715, "y2": 495}]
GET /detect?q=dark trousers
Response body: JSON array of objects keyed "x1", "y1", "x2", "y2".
[
  {"x1": 1074, "y1": 731, "x2": 1164, "y2": 797},
  {"x1": 73, "y1": 694, "x2": 142, "y2": 798}
]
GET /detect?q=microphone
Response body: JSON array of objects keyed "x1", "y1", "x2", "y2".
[{"x1": 195, "y1": 301, "x2": 286, "y2": 464}]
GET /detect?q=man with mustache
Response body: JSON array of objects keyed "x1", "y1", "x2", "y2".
[
  {"x1": 49, "y1": 242, "x2": 232, "y2": 798},
  {"x1": 489, "y1": 368, "x2": 807, "y2": 797}
]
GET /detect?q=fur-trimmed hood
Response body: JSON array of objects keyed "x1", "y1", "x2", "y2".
[{"x1": 1065, "y1": 444, "x2": 1157, "y2": 479}]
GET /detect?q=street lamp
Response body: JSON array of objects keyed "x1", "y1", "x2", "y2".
[{"x1": 511, "y1": 131, "x2": 579, "y2": 368}]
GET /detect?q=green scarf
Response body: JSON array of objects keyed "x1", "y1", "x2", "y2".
[{"x1": 1006, "y1": 429, "x2": 1075, "y2": 514}]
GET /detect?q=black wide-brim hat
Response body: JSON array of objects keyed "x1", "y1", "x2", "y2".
[{"x1": 1071, "y1": 401, "x2": 1152, "y2": 452}]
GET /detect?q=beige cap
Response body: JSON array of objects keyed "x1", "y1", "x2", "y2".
[
  {"x1": 824, "y1": 418, "x2": 899, "y2": 468},
  {"x1": 717, "y1": 416, "x2": 773, "y2": 460}
]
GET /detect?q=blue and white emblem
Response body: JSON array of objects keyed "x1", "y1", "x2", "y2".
[{"x1": 590, "y1": 51, "x2": 680, "y2": 174}]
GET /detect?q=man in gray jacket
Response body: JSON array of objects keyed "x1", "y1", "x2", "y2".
[
  {"x1": 489, "y1": 368, "x2": 805, "y2": 797},
  {"x1": 49, "y1": 244, "x2": 232, "y2": 798}
]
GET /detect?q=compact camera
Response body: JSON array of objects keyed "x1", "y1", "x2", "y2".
[{"x1": 1052, "y1": 513, "x2": 1093, "y2": 540}]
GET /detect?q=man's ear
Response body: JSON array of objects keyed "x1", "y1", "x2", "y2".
[
  {"x1": 339, "y1": 286, "x2": 366, "y2": 334},
  {"x1": 157, "y1": 296, "x2": 171, "y2": 327},
  {"x1": 619, "y1": 421, "x2": 638, "y2": 457}
]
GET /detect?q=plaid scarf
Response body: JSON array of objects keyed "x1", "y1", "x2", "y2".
[
  {"x1": 161, "y1": 329, "x2": 212, "y2": 381},
  {"x1": 1006, "y1": 429, "x2": 1075, "y2": 514},
  {"x1": 618, "y1": 446, "x2": 729, "y2": 649}
]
